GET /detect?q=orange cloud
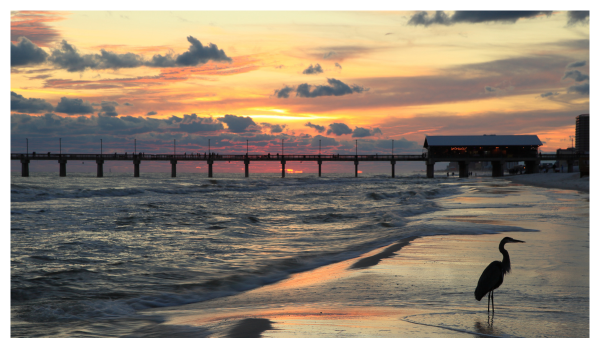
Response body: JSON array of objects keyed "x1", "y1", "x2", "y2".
[{"x1": 11, "y1": 11, "x2": 69, "y2": 47}]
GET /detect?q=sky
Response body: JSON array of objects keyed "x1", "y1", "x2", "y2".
[{"x1": 9, "y1": 10, "x2": 590, "y2": 173}]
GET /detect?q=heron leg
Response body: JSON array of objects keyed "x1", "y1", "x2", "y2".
[
  {"x1": 487, "y1": 292, "x2": 490, "y2": 313},
  {"x1": 491, "y1": 290, "x2": 494, "y2": 313}
]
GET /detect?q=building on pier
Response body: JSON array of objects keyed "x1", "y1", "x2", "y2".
[{"x1": 423, "y1": 134, "x2": 543, "y2": 178}]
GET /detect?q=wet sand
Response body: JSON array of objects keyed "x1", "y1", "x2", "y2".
[
  {"x1": 137, "y1": 181, "x2": 589, "y2": 337},
  {"x1": 503, "y1": 172, "x2": 589, "y2": 193}
]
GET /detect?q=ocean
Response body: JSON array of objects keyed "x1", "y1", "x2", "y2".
[{"x1": 10, "y1": 172, "x2": 589, "y2": 337}]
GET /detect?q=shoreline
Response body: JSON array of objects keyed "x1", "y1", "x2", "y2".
[
  {"x1": 502, "y1": 172, "x2": 589, "y2": 193},
  {"x1": 136, "y1": 178, "x2": 589, "y2": 337}
]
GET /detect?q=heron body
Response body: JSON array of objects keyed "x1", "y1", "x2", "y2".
[{"x1": 474, "y1": 237, "x2": 524, "y2": 312}]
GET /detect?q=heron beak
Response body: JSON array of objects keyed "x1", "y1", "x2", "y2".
[{"x1": 511, "y1": 239, "x2": 525, "y2": 243}]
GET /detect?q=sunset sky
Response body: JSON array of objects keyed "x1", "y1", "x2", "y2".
[{"x1": 9, "y1": 10, "x2": 590, "y2": 173}]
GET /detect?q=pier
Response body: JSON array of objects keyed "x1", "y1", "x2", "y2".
[
  {"x1": 12, "y1": 153, "x2": 423, "y2": 178},
  {"x1": 11, "y1": 152, "x2": 579, "y2": 178},
  {"x1": 13, "y1": 134, "x2": 585, "y2": 178}
]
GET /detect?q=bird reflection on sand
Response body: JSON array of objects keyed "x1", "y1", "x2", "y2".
[{"x1": 474, "y1": 316, "x2": 504, "y2": 337}]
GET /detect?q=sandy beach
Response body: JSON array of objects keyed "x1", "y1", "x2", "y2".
[
  {"x1": 135, "y1": 176, "x2": 589, "y2": 337},
  {"x1": 502, "y1": 172, "x2": 589, "y2": 193}
]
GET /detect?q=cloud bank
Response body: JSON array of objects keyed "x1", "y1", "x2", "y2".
[{"x1": 408, "y1": 11, "x2": 553, "y2": 26}]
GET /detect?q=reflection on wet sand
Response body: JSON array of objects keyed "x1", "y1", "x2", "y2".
[{"x1": 474, "y1": 316, "x2": 504, "y2": 337}]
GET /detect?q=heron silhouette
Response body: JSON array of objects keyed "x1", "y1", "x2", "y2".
[{"x1": 474, "y1": 237, "x2": 525, "y2": 313}]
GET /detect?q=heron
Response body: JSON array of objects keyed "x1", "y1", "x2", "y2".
[{"x1": 474, "y1": 237, "x2": 525, "y2": 313}]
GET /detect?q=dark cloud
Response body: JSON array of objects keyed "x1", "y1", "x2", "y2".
[
  {"x1": 270, "y1": 124, "x2": 284, "y2": 133},
  {"x1": 123, "y1": 102, "x2": 133, "y2": 106},
  {"x1": 567, "y1": 60, "x2": 586, "y2": 68},
  {"x1": 540, "y1": 92, "x2": 557, "y2": 98},
  {"x1": 48, "y1": 40, "x2": 96, "y2": 72},
  {"x1": 256, "y1": 123, "x2": 287, "y2": 134},
  {"x1": 176, "y1": 36, "x2": 232, "y2": 66},
  {"x1": 11, "y1": 37, "x2": 48, "y2": 67},
  {"x1": 484, "y1": 86, "x2": 496, "y2": 93},
  {"x1": 310, "y1": 135, "x2": 339, "y2": 147},
  {"x1": 102, "y1": 111, "x2": 119, "y2": 117},
  {"x1": 97, "y1": 49, "x2": 145, "y2": 69},
  {"x1": 408, "y1": 11, "x2": 552, "y2": 27},
  {"x1": 54, "y1": 97, "x2": 95, "y2": 115},
  {"x1": 47, "y1": 36, "x2": 231, "y2": 72},
  {"x1": 352, "y1": 127, "x2": 383, "y2": 138},
  {"x1": 100, "y1": 101, "x2": 119, "y2": 116},
  {"x1": 567, "y1": 11, "x2": 589, "y2": 26},
  {"x1": 568, "y1": 83, "x2": 589, "y2": 95},
  {"x1": 166, "y1": 115, "x2": 183, "y2": 124},
  {"x1": 302, "y1": 64, "x2": 323, "y2": 74},
  {"x1": 451, "y1": 11, "x2": 552, "y2": 23},
  {"x1": 147, "y1": 36, "x2": 232, "y2": 67},
  {"x1": 335, "y1": 63, "x2": 342, "y2": 69},
  {"x1": 217, "y1": 114, "x2": 256, "y2": 133},
  {"x1": 562, "y1": 70, "x2": 589, "y2": 82},
  {"x1": 408, "y1": 11, "x2": 451, "y2": 26},
  {"x1": 146, "y1": 111, "x2": 158, "y2": 116},
  {"x1": 11, "y1": 91, "x2": 54, "y2": 113},
  {"x1": 120, "y1": 116, "x2": 144, "y2": 123},
  {"x1": 327, "y1": 123, "x2": 352, "y2": 136},
  {"x1": 179, "y1": 121, "x2": 224, "y2": 133},
  {"x1": 48, "y1": 40, "x2": 145, "y2": 72},
  {"x1": 274, "y1": 85, "x2": 294, "y2": 98},
  {"x1": 179, "y1": 114, "x2": 224, "y2": 133},
  {"x1": 305, "y1": 122, "x2": 325, "y2": 133},
  {"x1": 295, "y1": 78, "x2": 367, "y2": 98}
]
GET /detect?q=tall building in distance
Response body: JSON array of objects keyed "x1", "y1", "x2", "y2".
[{"x1": 576, "y1": 114, "x2": 589, "y2": 154}]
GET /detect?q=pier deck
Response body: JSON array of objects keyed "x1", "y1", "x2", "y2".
[{"x1": 11, "y1": 153, "x2": 578, "y2": 178}]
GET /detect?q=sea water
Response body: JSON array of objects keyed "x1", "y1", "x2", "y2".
[{"x1": 10, "y1": 172, "x2": 588, "y2": 337}]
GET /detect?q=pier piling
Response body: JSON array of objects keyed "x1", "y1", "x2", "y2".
[
  {"x1": 133, "y1": 159, "x2": 140, "y2": 177},
  {"x1": 491, "y1": 161, "x2": 504, "y2": 177},
  {"x1": 59, "y1": 159, "x2": 67, "y2": 177},
  {"x1": 354, "y1": 160, "x2": 359, "y2": 177},
  {"x1": 207, "y1": 159, "x2": 213, "y2": 177},
  {"x1": 170, "y1": 159, "x2": 177, "y2": 177},
  {"x1": 96, "y1": 159, "x2": 104, "y2": 177},
  {"x1": 391, "y1": 160, "x2": 396, "y2": 178},
  {"x1": 244, "y1": 159, "x2": 249, "y2": 178},
  {"x1": 281, "y1": 160, "x2": 286, "y2": 178},
  {"x1": 426, "y1": 162, "x2": 434, "y2": 178},
  {"x1": 318, "y1": 160, "x2": 322, "y2": 177},
  {"x1": 459, "y1": 161, "x2": 469, "y2": 178},
  {"x1": 21, "y1": 158, "x2": 30, "y2": 177}
]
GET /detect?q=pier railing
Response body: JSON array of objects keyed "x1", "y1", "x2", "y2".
[{"x1": 11, "y1": 153, "x2": 426, "y2": 161}]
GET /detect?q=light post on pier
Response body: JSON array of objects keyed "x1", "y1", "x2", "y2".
[
  {"x1": 392, "y1": 139, "x2": 394, "y2": 157},
  {"x1": 282, "y1": 139, "x2": 284, "y2": 156},
  {"x1": 570, "y1": 135, "x2": 574, "y2": 149},
  {"x1": 134, "y1": 139, "x2": 136, "y2": 154},
  {"x1": 319, "y1": 139, "x2": 321, "y2": 155},
  {"x1": 246, "y1": 139, "x2": 249, "y2": 155},
  {"x1": 355, "y1": 140, "x2": 357, "y2": 156},
  {"x1": 26, "y1": 138, "x2": 28, "y2": 156},
  {"x1": 208, "y1": 139, "x2": 210, "y2": 155}
]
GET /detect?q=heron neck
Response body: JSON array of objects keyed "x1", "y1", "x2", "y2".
[{"x1": 500, "y1": 242, "x2": 511, "y2": 274}]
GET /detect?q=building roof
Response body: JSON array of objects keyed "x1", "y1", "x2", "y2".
[{"x1": 424, "y1": 135, "x2": 543, "y2": 147}]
